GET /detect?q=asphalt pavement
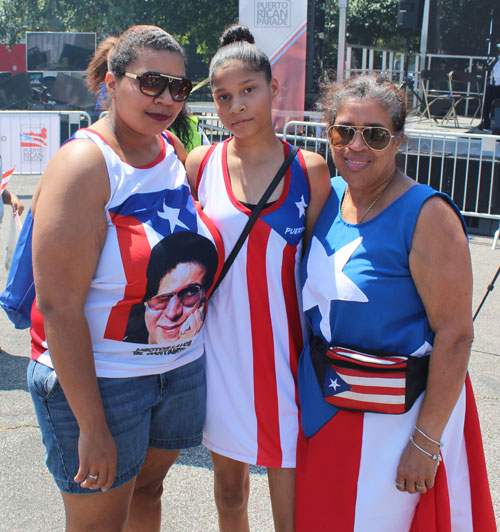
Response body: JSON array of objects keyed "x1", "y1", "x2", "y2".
[{"x1": 0, "y1": 173, "x2": 498, "y2": 531}]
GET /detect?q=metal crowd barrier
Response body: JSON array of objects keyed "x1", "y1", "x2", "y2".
[
  {"x1": 282, "y1": 120, "x2": 500, "y2": 249},
  {"x1": 196, "y1": 115, "x2": 231, "y2": 145},
  {"x1": 5, "y1": 109, "x2": 499, "y2": 247},
  {"x1": 344, "y1": 45, "x2": 489, "y2": 117}
]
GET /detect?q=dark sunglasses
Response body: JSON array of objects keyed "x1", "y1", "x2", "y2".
[
  {"x1": 146, "y1": 283, "x2": 204, "y2": 311},
  {"x1": 124, "y1": 71, "x2": 192, "y2": 102},
  {"x1": 328, "y1": 125, "x2": 395, "y2": 151}
]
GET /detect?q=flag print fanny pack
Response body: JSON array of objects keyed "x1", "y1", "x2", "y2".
[{"x1": 309, "y1": 336, "x2": 429, "y2": 414}]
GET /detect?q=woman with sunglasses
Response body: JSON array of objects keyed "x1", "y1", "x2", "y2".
[
  {"x1": 295, "y1": 74, "x2": 495, "y2": 531},
  {"x1": 28, "y1": 26, "x2": 221, "y2": 531},
  {"x1": 186, "y1": 25, "x2": 330, "y2": 532}
]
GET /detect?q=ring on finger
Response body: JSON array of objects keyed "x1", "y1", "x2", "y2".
[
  {"x1": 395, "y1": 481, "x2": 405, "y2": 489},
  {"x1": 87, "y1": 473, "x2": 99, "y2": 480},
  {"x1": 415, "y1": 484, "x2": 426, "y2": 490}
]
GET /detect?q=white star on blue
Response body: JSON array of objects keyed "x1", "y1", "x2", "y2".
[
  {"x1": 303, "y1": 236, "x2": 368, "y2": 342},
  {"x1": 295, "y1": 195, "x2": 307, "y2": 218},
  {"x1": 322, "y1": 366, "x2": 351, "y2": 397},
  {"x1": 108, "y1": 185, "x2": 197, "y2": 236}
]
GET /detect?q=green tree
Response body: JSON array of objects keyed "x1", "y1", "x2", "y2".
[
  {"x1": 429, "y1": 0, "x2": 500, "y2": 56},
  {"x1": 0, "y1": 0, "x2": 238, "y2": 65},
  {"x1": 323, "y1": 0, "x2": 412, "y2": 79},
  {"x1": 346, "y1": 0, "x2": 411, "y2": 50},
  {"x1": 322, "y1": 0, "x2": 500, "y2": 66},
  {"x1": 0, "y1": 0, "x2": 63, "y2": 46}
]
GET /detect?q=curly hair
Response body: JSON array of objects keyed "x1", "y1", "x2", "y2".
[{"x1": 321, "y1": 74, "x2": 407, "y2": 133}]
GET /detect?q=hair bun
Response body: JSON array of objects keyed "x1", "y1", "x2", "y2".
[{"x1": 220, "y1": 24, "x2": 255, "y2": 47}]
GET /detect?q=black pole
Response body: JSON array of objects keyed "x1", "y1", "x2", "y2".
[
  {"x1": 480, "y1": 10, "x2": 495, "y2": 123},
  {"x1": 399, "y1": 34, "x2": 426, "y2": 110},
  {"x1": 473, "y1": 264, "x2": 500, "y2": 322}
]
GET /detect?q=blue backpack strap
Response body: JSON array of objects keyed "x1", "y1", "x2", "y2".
[{"x1": 0, "y1": 208, "x2": 35, "y2": 329}]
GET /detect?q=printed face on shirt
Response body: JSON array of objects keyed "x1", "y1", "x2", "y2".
[{"x1": 144, "y1": 261, "x2": 207, "y2": 344}]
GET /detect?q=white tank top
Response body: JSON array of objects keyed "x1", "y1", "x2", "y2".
[
  {"x1": 31, "y1": 129, "x2": 223, "y2": 377},
  {"x1": 196, "y1": 139, "x2": 310, "y2": 467}
]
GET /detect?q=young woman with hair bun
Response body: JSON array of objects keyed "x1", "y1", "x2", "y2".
[
  {"x1": 186, "y1": 24, "x2": 331, "y2": 532},
  {"x1": 28, "y1": 25, "x2": 222, "y2": 531}
]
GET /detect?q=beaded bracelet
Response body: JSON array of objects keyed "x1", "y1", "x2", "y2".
[
  {"x1": 415, "y1": 426, "x2": 443, "y2": 447},
  {"x1": 410, "y1": 436, "x2": 442, "y2": 463}
]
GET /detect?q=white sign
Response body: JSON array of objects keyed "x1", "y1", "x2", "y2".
[
  {"x1": 240, "y1": 0, "x2": 308, "y2": 123},
  {"x1": 0, "y1": 113, "x2": 60, "y2": 174},
  {"x1": 255, "y1": 1, "x2": 291, "y2": 27}
]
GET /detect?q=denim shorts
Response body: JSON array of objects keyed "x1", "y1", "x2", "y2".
[{"x1": 28, "y1": 355, "x2": 206, "y2": 494}]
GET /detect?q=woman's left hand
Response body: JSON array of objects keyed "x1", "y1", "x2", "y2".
[
  {"x1": 395, "y1": 436, "x2": 440, "y2": 494},
  {"x1": 396, "y1": 194, "x2": 473, "y2": 496}
]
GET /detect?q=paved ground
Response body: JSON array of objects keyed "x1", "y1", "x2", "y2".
[{"x1": 0, "y1": 173, "x2": 499, "y2": 531}]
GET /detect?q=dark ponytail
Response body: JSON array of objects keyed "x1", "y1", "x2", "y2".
[
  {"x1": 86, "y1": 25, "x2": 185, "y2": 94},
  {"x1": 86, "y1": 36, "x2": 118, "y2": 94}
]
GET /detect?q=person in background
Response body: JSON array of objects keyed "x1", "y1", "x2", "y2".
[
  {"x1": 169, "y1": 104, "x2": 210, "y2": 153},
  {"x1": 0, "y1": 155, "x2": 24, "y2": 231},
  {"x1": 295, "y1": 73, "x2": 495, "y2": 531},
  {"x1": 186, "y1": 24, "x2": 330, "y2": 532},
  {"x1": 0, "y1": 156, "x2": 24, "y2": 351},
  {"x1": 28, "y1": 25, "x2": 221, "y2": 532},
  {"x1": 1, "y1": 188, "x2": 24, "y2": 225},
  {"x1": 478, "y1": 43, "x2": 500, "y2": 131}
]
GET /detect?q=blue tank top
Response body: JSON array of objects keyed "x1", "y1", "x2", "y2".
[{"x1": 298, "y1": 176, "x2": 466, "y2": 436}]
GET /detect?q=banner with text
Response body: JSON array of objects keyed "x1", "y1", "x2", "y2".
[
  {"x1": 0, "y1": 113, "x2": 60, "y2": 174},
  {"x1": 239, "y1": 0, "x2": 308, "y2": 125}
]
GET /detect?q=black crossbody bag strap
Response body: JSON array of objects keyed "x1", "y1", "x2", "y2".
[{"x1": 209, "y1": 146, "x2": 299, "y2": 298}]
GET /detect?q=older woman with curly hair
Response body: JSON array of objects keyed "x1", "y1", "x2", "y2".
[{"x1": 295, "y1": 74, "x2": 495, "y2": 532}]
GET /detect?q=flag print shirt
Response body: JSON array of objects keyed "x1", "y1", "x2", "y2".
[
  {"x1": 31, "y1": 129, "x2": 223, "y2": 378},
  {"x1": 299, "y1": 176, "x2": 465, "y2": 436}
]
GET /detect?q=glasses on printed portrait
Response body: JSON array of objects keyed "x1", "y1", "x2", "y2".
[
  {"x1": 144, "y1": 262, "x2": 208, "y2": 345},
  {"x1": 146, "y1": 283, "x2": 204, "y2": 311}
]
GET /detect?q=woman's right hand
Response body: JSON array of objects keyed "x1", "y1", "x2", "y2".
[{"x1": 74, "y1": 426, "x2": 118, "y2": 492}]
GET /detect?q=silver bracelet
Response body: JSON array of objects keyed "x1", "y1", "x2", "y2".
[
  {"x1": 415, "y1": 426, "x2": 443, "y2": 448},
  {"x1": 409, "y1": 436, "x2": 443, "y2": 463}
]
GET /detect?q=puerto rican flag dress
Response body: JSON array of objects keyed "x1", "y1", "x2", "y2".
[
  {"x1": 195, "y1": 138, "x2": 311, "y2": 467},
  {"x1": 296, "y1": 177, "x2": 496, "y2": 531}
]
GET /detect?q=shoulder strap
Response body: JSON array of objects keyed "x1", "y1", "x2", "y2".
[{"x1": 209, "y1": 145, "x2": 299, "y2": 297}]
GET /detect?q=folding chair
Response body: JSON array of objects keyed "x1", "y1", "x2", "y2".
[
  {"x1": 447, "y1": 70, "x2": 483, "y2": 124},
  {"x1": 418, "y1": 70, "x2": 456, "y2": 126}
]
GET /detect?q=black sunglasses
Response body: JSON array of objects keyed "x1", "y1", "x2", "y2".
[
  {"x1": 146, "y1": 283, "x2": 204, "y2": 311},
  {"x1": 328, "y1": 125, "x2": 395, "y2": 151},
  {"x1": 123, "y1": 71, "x2": 193, "y2": 102}
]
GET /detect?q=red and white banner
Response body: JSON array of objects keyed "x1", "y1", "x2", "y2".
[
  {"x1": 239, "y1": 0, "x2": 308, "y2": 125},
  {"x1": 0, "y1": 113, "x2": 60, "y2": 174},
  {"x1": 1, "y1": 165, "x2": 15, "y2": 194}
]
